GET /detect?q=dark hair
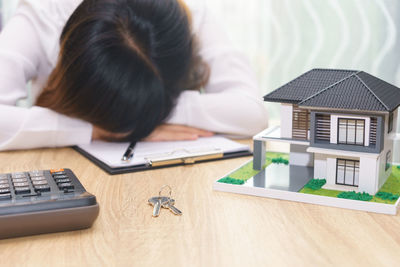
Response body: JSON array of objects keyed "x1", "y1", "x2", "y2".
[{"x1": 36, "y1": 0, "x2": 209, "y2": 141}]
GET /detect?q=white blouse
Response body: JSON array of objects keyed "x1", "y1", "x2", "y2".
[{"x1": 0, "y1": 0, "x2": 268, "y2": 151}]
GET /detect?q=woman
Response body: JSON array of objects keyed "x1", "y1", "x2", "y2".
[{"x1": 0, "y1": 0, "x2": 267, "y2": 150}]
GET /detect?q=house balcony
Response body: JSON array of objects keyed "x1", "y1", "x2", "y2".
[
  {"x1": 253, "y1": 126, "x2": 310, "y2": 146},
  {"x1": 310, "y1": 139, "x2": 381, "y2": 154}
]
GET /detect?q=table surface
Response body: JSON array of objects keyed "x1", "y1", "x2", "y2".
[{"x1": 0, "y1": 140, "x2": 400, "y2": 267}]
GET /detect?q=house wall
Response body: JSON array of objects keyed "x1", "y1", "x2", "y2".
[
  {"x1": 280, "y1": 104, "x2": 292, "y2": 138},
  {"x1": 309, "y1": 110, "x2": 396, "y2": 194},
  {"x1": 289, "y1": 144, "x2": 314, "y2": 167},
  {"x1": 377, "y1": 112, "x2": 394, "y2": 189},
  {"x1": 313, "y1": 152, "x2": 379, "y2": 194},
  {"x1": 330, "y1": 114, "x2": 370, "y2": 146},
  {"x1": 359, "y1": 157, "x2": 379, "y2": 194},
  {"x1": 313, "y1": 153, "x2": 327, "y2": 179},
  {"x1": 392, "y1": 108, "x2": 399, "y2": 133}
]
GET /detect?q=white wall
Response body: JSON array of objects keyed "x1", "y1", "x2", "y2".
[
  {"x1": 314, "y1": 152, "x2": 380, "y2": 194},
  {"x1": 314, "y1": 153, "x2": 327, "y2": 179},
  {"x1": 289, "y1": 144, "x2": 313, "y2": 167},
  {"x1": 376, "y1": 113, "x2": 394, "y2": 188},
  {"x1": 280, "y1": 104, "x2": 292, "y2": 138},
  {"x1": 359, "y1": 157, "x2": 379, "y2": 194},
  {"x1": 326, "y1": 157, "x2": 338, "y2": 186}
]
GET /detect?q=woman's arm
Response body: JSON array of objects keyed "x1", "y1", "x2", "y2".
[
  {"x1": 0, "y1": 2, "x2": 92, "y2": 151},
  {"x1": 166, "y1": 3, "x2": 268, "y2": 137}
]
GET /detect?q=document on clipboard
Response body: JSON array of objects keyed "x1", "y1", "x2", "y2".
[{"x1": 74, "y1": 136, "x2": 252, "y2": 175}]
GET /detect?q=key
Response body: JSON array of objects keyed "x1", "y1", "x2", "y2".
[
  {"x1": 148, "y1": 196, "x2": 170, "y2": 217},
  {"x1": 162, "y1": 199, "x2": 182, "y2": 216}
]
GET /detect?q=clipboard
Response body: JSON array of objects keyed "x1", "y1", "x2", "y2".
[{"x1": 73, "y1": 136, "x2": 252, "y2": 175}]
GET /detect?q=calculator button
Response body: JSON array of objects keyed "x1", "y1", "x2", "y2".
[
  {"x1": 11, "y1": 172, "x2": 26, "y2": 178},
  {"x1": 34, "y1": 185, "x2": 50, "y2": 192},
  {"x1": 0, "y1": 184, "x2": 10, "y2": 189},
  {"x1": 12, "y1": 178, "x2": 28, "y2": 183},
  {"x1": 32, "y1": 180, "x2": 48, "y2": 186},
  {"x1": 11, "y1": 174, "x2": 27, "y2": 179},
  {"x1": 50, "y1": 169, "x2": 65, "y2": 173},
  {"x1": 29, "y1": 170, "x2": 44, "y2": 176},
  {"x1": 0, "y1": 193, "x2": 11, "y2": 200},
  {"x1": 53, "y1": 173, "x2": 68, "y2": 177},
  {"x1": 0, "y1": 174, "x2": 8, "y2": 179},
  {"x1": 31, "y1": 176, "x2": 46, "y2": 181},
  {"x1": 52, "y1": 174, "x2": 68, "y2": 179},
  {"x1": 0, "y1": 180, "x2": 9, "y2": 184},
  {"x1": 0, "y1": 188, "x2": 10, "y2": 194},
  {"x1": 58, "y1": 183, "x2": 74, "y2": 190},
  {"x1": 14, "y1": 187, "x2": 31, "y2": 195},
  {"x1": 55, "y1": 178, "x2": 71, "y2": 184},
  {"x1": 13, "y1": 182, "x2": 29, "y2": 187}
]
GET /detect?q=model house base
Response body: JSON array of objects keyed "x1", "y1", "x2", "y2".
[{"x1": 213, "y1": 147, "x2": 400, "y2": 215}]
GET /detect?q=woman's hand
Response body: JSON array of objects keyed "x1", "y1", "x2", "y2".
[{"x1": 144, "y1": 124, "x2": 214, "y2": 141}]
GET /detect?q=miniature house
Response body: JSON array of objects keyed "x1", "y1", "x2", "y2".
[{"x1": 253, "y1": 69, "x2": 400, "y2": 195}]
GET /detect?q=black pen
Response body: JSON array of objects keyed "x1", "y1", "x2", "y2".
[{"x1": 121, "y1": 141, "x2": 137, "y2": 162}]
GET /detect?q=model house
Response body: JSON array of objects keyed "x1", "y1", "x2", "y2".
[{"x1": 253, "y1": 69, "x2": 400, "y2": 195}]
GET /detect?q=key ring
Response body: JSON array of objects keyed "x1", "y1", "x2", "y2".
[{"x1": 159, "y1": 185, "x2": 172, "y2": 199}]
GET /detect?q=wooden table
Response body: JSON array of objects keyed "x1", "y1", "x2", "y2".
[{"x1": 0, "y1": 140, "x2": 400, "y2": 266}]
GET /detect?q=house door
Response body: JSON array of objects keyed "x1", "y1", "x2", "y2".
[{"x1": 336, "y1": 159, "x2": 359, "y2": 186}]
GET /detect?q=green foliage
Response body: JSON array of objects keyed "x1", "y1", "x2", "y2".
[
  {"x1": 228, "y1": 152, "x2": 289, "y2": 182},
  {"x1": 299, "y1": 187, "x2": 341, "y2": 197},
  {"x1": 271, "y1": 157, "x2": 289, "y2": 165},
  {"x1": 337, "y1": 191, "x2": 373, "y2": 201},
  {"x1": 397, "y1": 165, "x2": 400, "y2": 169},
  {"x1": 304, "y1": 179, "x2": 326, "y2": 190},
  {"x1": 218, "y1": 176, "x2": 245, "y2": 185},
  {"x1": 375, "y1": 192, "x2": 399, "y2": 201}
]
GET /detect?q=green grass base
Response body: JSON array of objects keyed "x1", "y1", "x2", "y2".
[
  {"x1": 300, "y1": 165, "x2": 400, "y2": 204},
  {"x1": 218, "y1": 152, "x2": 288, "y2": 184},
  {"x1": 219, "y1": 154, "x2": 400, "y2": 205}
]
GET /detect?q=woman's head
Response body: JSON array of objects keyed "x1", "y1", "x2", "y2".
[{"x1": 36, "y1": 0, "x2": 209, "y2": 141}]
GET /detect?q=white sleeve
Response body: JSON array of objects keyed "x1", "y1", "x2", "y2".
[
  {"x1": 0, "y1": 2, "x2": 92, "y2": 151},
  {"x1": 166, "y1": 5, "x2": 268, "y2": 136}
]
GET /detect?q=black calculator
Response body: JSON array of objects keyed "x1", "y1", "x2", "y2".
[{"x1": 0, "y1": 168, "x2": 99, "y2": 239}]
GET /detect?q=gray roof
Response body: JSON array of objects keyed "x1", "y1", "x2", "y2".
[{"x1": 263, "y1": 69, "x2": 400, "y2": 112}]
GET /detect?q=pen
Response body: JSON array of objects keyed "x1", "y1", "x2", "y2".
[{"x1": 121, "y1": 141, "x2": 137, "y2": 162}]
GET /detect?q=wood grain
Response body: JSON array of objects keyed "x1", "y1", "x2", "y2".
[{"x1": 0, "y1": 141, "x2": 399, "y2": 266}]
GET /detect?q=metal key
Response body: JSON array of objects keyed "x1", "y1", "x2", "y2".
[
  {"x1": 162, "y1": 199, "x2": 182, "y2": 216},
  {"x1": 148, "y1": 196, "x2": 170, "y2": 217}
]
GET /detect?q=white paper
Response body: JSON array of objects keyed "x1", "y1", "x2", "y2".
[{"x1": 77, "y1": 136, "x2": 250, "y2": 168}]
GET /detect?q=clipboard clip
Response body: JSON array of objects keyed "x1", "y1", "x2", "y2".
[{"x1": 145, "y1": 148, "x2": 224, "y2": 167}]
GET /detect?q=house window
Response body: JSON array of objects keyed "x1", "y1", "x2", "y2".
[
  {"x1": 370, "y1": 117, "x2": 377, "y2": 145},
  {"x1": 386, "y1": 150, "x2": 392, "y2": 171},
  {"x1": 338, "y1": 118, "x2": 365, "y2": 146},
  {"x1": 292, "y1": 106, "x2": 310, "y2": 140},
  {"x1": 336, "y1": 159, "x2": 359, "y2": 186},
  {"x1": 315, "y1": 114, "x2": 331, "y2": 141},
  {"x1": 388, "y1": 112, "x2": 393, "y2": 133}
]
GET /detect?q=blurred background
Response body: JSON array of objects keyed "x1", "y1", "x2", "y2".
[{"x1": 1, "y1": 0, "x2": 400, "y2": 160}]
